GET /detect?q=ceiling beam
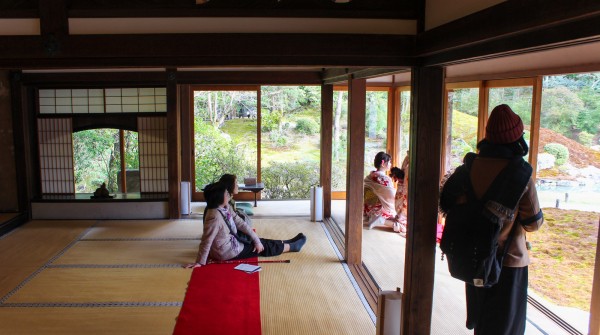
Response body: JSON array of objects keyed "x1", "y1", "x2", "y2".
[
  {"x1": 323, "y1": 67, "x2": 410, "y2": 85},
  {"x1": 417, "y1": 0, "x2": 600, "y2": 58},
  {"x1": 0, "y1": 33, "x2": 415, "y2": 69},
  {"x1": 0, "y1": 0, "x2": 417, "y2": 19}
]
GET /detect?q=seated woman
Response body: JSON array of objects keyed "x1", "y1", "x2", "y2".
[
  {"x1": 218, "y1": 173, "x2": 253, "y2": 226},
  {"x1": 184, "y1": 182, "x2": 306, "y2": 268},
  {"x1": 363, "y1": 151, "x2": 399, "y2": 231},
  {"x1": 389, "y1": 166, "x2": 407, "y2": 234}
]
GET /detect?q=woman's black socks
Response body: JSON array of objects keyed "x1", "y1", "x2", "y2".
[
  {"x1": 288, "y1": 234, "x2": 307, "y2": 252},
  {"x1": 283, "y1": 233, "x2": 304, "y2": 244}
]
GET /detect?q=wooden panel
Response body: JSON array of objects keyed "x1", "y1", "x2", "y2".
[
  {"x1": 320, "y1": 84, "x2": 333, "y2": 218},
  {"x1": 344, "y1": 77, "x2": 366, "y2": 265},
  {"x1": 591, "y1": 216, "x2": 600, "y2": 335},
  {"x1": 10, "y1": 71, "x2": 30, "y2": 212},
  {"x1": 402, "y1": 66, "x2": 444, "y2": 335},
  {"x1": 138, "y1": 117, "x2": 168, "y2": 193},
  {"x1": 178, "y1": 71, "x2": 322, "y2": 85}
]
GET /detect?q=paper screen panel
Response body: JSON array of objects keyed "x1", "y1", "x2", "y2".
[{"x1": 37, "y1": 118, "x2": 75, "y2": 194}]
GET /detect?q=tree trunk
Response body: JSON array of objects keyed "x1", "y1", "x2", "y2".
[{"x1": 333, "y1": 91, "x2": 343, "y2": 160}]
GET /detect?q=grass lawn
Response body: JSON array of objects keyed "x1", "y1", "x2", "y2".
[{"x1": 528, "y1": 207, "x2": 599, "y2": 311}]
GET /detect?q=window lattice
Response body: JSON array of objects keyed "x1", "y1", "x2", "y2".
[
  {"x1": 37, "y1": 118, "x2": 75, "y2": 194},
  {"x1": 39, "y1": 88, "x2": 167, "y2": 114},
  {"x1": 138, "y1": 117, "x2": 168, "y2": 193}
]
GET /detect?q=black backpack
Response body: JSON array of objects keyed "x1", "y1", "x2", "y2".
[{"x1": 440, "y1": 153, "x2": 531, "y2": 288}]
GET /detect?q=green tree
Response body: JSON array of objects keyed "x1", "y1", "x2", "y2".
[{"x1": 541, "y1": 86, "x2": 584, "y2": 139}]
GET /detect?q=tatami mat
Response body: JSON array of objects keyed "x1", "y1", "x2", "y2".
[
  {"x1": 255, "y1": 218, "x2": 375, "y2": 335},
  {"x1": 0, "y1": 307, "x2": 180, "y2": 335},
  {"x1": 54, "y1": 240, "x2": 199, "y2": 265},
  {"x1": 83, "y1": 219, "x2": 202, "y2": 239},
  {"x1": 5, "y1": 268, "x2": 189, "y2": 304}
]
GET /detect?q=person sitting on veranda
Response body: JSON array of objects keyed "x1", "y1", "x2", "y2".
[
  {"x1": 184, "y1": 182, "x2": 306, "y2": 268},
  {"x1": 363, "y1": 151, "x2": 401, "y2": 231},
  {"x1": 218, "y1": 173, "x2": 253, "y2": 227},
  {"x1": 389, "y1": 166, "x2": 407, "y2": 234}
]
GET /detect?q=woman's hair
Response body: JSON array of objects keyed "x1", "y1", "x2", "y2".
[
  {"x1": 476, "y1": 134, "x2": 529, "y2": 157},
  {"x1": 390, "y1": 167, "x2": 405, "y2": 180},
  {"x1": 218, "y1": 174, "x2": 237, "y2": 195},
  {"x1": 204, "y1": 182, "x2": 227, "y2": 209},
  {"x1": 374, "y1": 151, "x2": 392, "y2": 169}
]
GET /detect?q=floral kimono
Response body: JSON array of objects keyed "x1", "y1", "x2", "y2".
[{"x1": 363, "y1": 170, "x2": 397, "y2": 225}]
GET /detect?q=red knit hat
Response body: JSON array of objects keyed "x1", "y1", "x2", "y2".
[{"x1": 485, "y1": 104, "x2": 524, "y2": 144}]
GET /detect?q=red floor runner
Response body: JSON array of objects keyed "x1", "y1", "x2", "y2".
[{"x1": 173, "y1": 258, "x2": 262, "y2": 335}]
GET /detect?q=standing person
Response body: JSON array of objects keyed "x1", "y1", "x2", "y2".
[
  {"x1": 184, "y1": 182, "x2": 306, "y2": 268},
  {"x1": 440, "y1": 104, "x2": 544, "y2": 334},
  {"x1": 219, "y1": 173, "x2": 252, "y2": 227},
  {"x1": 363, "y1": 151, "x2": 398, "y2": 230}
]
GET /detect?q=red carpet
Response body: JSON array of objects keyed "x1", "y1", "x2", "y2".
[{"x1": 173, "y1": 258, "x2": 262, "y2": 335}]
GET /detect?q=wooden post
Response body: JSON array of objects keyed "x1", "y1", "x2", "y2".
[
  {"x1": 167, "y1": 69, "x2": 181, "y2": 219},
  {"x1": 589, "y1": 216, "x2": 600, "y2": 335},
  {"x1": 320, "y1": 84, "x2": 333, "y2": 218},
  {"x1": 529, "y1": 76, "x2": 543, "y2": 179},
  {"x1": 345, "y1": 77, "x2": 366, "y2": 265},
  {"x1": 402, "y1": 66, "x2": 444, "y2": 335},
  {"x1": 179, "y1": 85, "x2": 192, "y2": 183}
]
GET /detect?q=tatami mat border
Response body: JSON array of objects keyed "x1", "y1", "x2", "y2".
[
  {"x1": 319, "y1": 221, "x2": 377, "y2": 323},
  {"x1": 48, "y1": 264, "x2": 183, "y2": 269},
  {"x1": 0, "y1": 302, "x2": 182, "y2": 308},
  {"x1": 81, "y1": 237, "x2": 200, "y2": 241},
  {"x1": 0, "y1": 221, "x2": 99, "y2": 304}
]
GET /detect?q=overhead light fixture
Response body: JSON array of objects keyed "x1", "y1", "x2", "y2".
[
  {"x1": 333, "y1": 0, "x2": 351, "y2": 3},
  {"x1": 195, "y1": 0, "x2": 209, "y2": 4}
]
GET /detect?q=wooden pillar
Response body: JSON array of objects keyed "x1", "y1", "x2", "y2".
[
  {"x1": 180, "y1": 85, "x2": 192, "y2": 183},
  {"x1": 529, "y1": 76, "x2": 543, "y2": 179},
  {"x1": 590, "y1": 216, "x2": 600, "y2": 335},
  {"x1": 345, "y1": 77, "x2": 366, "y2": 265},
  {"x1": 402, "y1": 66, "x2": 444, "y2": 335},
  {"x1": 320, "y1": 84, "x2": 333, "y2": 218},
  {"x1": 10, "y1": 71, "x2": 32, "y2": 214},
  {"x1": 167, "y1": 69, "x2": 181, "y2": 219}
]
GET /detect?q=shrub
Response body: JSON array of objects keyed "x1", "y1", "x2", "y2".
[
  {"x1": 295, "y1": 118, "x2": 319, "y2": 135},
  {"x1": 544, "y1": 143, "x2": 569, "y2": 166},
  {"x1": 578, "y1": 131, "x2": 594, "y2": 146},
  {"x1": 261, "y1": 161, "x2": 320, "y2": 199},
  {"x1": 268, "y1": 131, "x2": 288, "y2": 148}
]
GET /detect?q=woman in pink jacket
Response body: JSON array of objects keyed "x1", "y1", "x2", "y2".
[{"x1": 185, "y1": 182, "x2": 306, "y2": 268}]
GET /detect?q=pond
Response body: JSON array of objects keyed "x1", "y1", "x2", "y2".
[{"x1": 537, "y1": 181, "x2": 600, "y2": 212}]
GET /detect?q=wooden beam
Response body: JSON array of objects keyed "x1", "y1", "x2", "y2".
[
  {"x1": 66, "y1": 0, "x2": 417, "y2": 19},
  {"x1": 177, "y1": 71, "x2": 323, "y2": 85},
  {"x1": 20, "y1": 72, "x2": 167, "y2": 86},
  {"x1": 590, "y1": 216, "x2": 600, "y2": 335},
  {"x1": 417, "y1": 0, "x2": 600, "y2": 57},
  {"x1": 323, "y1": 67, "x2": 413, "y2": 85},
  {"x1": 344, "y1": 77, "x2": 366, "y2": 265},
  {"x1": 422, "y1": 14, "x2": 600, "y2": 66},
  {"x1": 0, "y1": 34, "x2": 415, "y2": 69},
  {"x1": 320, "y1": 84, "x2": 333, "y2": 218},
  {"x1": 402, "y1": 66, "x2": 444, "y2": 335},
  {"x1": 166, "y1": 69, "x2": 181, "y2": 219},
  {"x1": 39, "y1": 0, "x2": 68, "y2": 36}
]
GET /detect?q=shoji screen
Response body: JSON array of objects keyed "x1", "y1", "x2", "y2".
[
  {"x1": 37, "y1": 118, "x2": 75, "y2": 194},
  {"x1": 138, "y1": 117, "x2": 168, "y2": 193}
]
